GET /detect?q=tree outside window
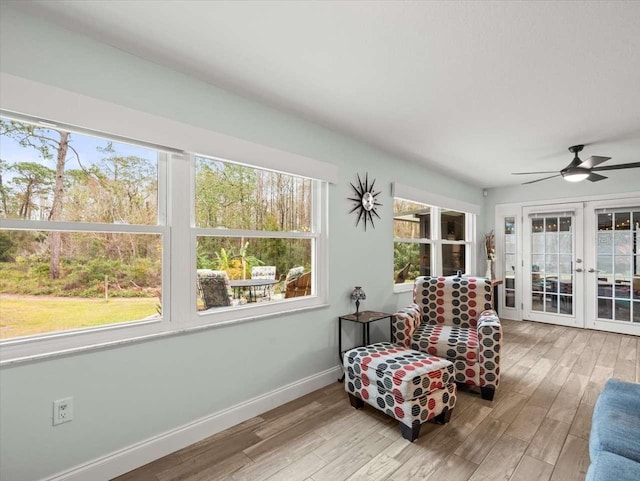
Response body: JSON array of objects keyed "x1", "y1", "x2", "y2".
[{"x1": 0, "y1": 118, "x2": 163, "y2": 340}]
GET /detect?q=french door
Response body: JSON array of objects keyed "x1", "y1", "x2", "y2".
[
  {"x1": 523, "y1": 203, "x2": 584, "y2": 328},
  {"x1": 521, "y1": 199, "x2": 640, "y2": 335},
  {"x1": 584, "y1": 201, "x2": 640, "y2": 335}
]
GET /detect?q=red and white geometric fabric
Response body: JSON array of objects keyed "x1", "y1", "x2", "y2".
[
  {"x1": 393, "y1": 276, "x2": 502, "y2": 393},
  {"x1": 344, "y1": 342, "x2": 457, "y2": 428},
  {"x1": 411, "y1": 324, "x2": 479, "y2": 361},
  {"x1": 414, "y1": 276, "x2": 493, "y2": 328},
  {"x1": 392, "y1": 304, "x2": 421, "y2": 349}
]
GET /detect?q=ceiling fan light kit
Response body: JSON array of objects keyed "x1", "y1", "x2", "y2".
[
  {"x1": 561, "y1": 168, "x2": 590, "y2": 182},
  {"x1": 512, "y1": 144, "x2": 640, "y2": 185}
]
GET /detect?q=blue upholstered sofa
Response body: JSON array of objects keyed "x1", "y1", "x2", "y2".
[{"x1": 586, "y1": 379, "x2": 640, "y2": 481}]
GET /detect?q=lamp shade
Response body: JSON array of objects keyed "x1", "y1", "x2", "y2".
[{"x1": 350, "y1": 286, "x2": 366, "y2": 301}]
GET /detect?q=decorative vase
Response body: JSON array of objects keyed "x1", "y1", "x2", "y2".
[{"x1": 485, "y1": 259, "x2": 494, "y2": 280}]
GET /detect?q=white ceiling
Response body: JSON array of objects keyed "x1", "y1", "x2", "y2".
[{"x1": 12, "y1": 1, "x2": 640, "y2": 188}]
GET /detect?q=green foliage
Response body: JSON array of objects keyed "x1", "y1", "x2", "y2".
[
  {"x1": 394, "y1": 242, "x2": 421, "y2": 280},
  {"x1": 1, "y1": 119, "x2": 313, "y2": 300},
  {"x1": 0, "y1": 255, "x2": 160, "y2": 298},
  {"x1": 0, "y1": 232, "x2": 14, "y2": 261},
  {"x1": 197, "y1": 241, "x2": 264, "y2": 280}
]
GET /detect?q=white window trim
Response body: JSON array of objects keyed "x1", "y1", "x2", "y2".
[
  {"x1": 0, "y1": 73, "x2": 339, "y2": 184},
  {"x1": 0, "y1": 78, "x2": 331, "y2": 365},
  {"x1": 393, "y1": 200, "x2": 477, "y2": 293},
  {"x1": 189, "y1": 153, "x2": 328, "y2": 325}
]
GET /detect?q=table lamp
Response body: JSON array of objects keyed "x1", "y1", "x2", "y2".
[{"x1": 350, "y1": 286, "x2": 366, "y2": 315}]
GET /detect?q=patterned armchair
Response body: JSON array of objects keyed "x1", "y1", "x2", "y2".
[
  {"x1": 196, "y1": 269, "x2": 232, "y2": 309},
  {"x1": 393, "y1": 276, "x2": 501, "y2": 400}
]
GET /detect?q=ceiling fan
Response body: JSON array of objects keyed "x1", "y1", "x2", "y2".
[{"x1": 512, "y1": 145, "x2": 640, "y2": 185}]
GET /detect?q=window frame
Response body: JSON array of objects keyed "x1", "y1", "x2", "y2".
[
  {"x1": 393, "y1": 200, "x2": 476, "y2": 292},
  {"x1": 0, "y1": 115, "x2": 329, "y2": 365},
  {"x1": 0, "y1": 117, "x2": 171, "y2": 360},
  {"x1": 189, "y1": 153, "x2": 328, "y2": 323}
]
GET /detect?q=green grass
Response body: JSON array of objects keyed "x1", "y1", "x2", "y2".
[{"x1": 0, "y1": 295, "x2": 159, "y2": 339}]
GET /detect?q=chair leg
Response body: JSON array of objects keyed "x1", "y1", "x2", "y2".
[
  {"x1": 399, "y1": 422, "x2": 421, "y2": 442},
  {"x1": 480, "y1": 386, "x2": 495, "y2": 401},
  {"x1": 433, "y1": 408, "x2": 453, "y2": 424},
  {"x1": 348, "y1": 394, "x2": 364, "y2": 409}
]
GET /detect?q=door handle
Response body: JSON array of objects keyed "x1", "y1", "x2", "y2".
[
  {"x1": 575, "y1": 268, "x2": 583, "y2": 273},
  {"x1": 588, "y1": 268, "x2": 597, "y2": 273}
]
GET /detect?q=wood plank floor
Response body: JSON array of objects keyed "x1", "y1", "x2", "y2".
[{"x1": 115, "y1": 319, "x2": 639, "y2": 481}]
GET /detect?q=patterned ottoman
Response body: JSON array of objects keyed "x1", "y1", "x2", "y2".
[{"x1": 344, "y1": 342, "x2": 457, "y2": 442}]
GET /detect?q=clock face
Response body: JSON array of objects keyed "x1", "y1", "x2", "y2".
[
  {"x1": 348, "y1": 173, "x2": 381, "y2": 230},
  {"x1": 362, "y1": 192, "x2": 374, "y2": 211}
]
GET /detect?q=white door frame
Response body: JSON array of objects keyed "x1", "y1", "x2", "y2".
[
  {"x1": 494, "y1": 191, "x2": 639, "y2": 334},
  {"x1": 584, "y1": 197, "x2": 640, "y2": 335},
  {"x1": 522, "y1": 203, "x2": 584, "y2": 328}
]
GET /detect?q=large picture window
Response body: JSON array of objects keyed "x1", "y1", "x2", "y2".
[
  {"x1": 194, "y1": 156, "x2": 319, "y2": 312},
  {"x1": 0, "y1": 114, "x2": 327, "y2": 358},
  {"x1": 393, "y1": 197, "x2": 475, "y2": 286},
  {"x1": 0, "y1": 117, "x2": 165, "y2": 340},
  {"x1": 0, "y1": 77, "x2": 332, "y2": 362}
]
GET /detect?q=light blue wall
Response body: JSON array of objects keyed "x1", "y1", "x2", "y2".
[
  {"x1": 0, "y1": 6, "x2": 483, "y2": 480},
  {"x1": 482, "y1": 177, "x2": 640, "y2": 234}
]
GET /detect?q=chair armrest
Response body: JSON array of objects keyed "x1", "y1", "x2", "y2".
[
  {"x1": 392, "y1": 303, "x2": 421, "y2": 348},
  {"x1": 477, "y1": 310, "x2": 501, "y2": 388}
]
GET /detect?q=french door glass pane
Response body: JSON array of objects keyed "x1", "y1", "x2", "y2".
[
  {"x1": 559, "y1": 233, "x2": 572, "y2": 254},
  {"x1": 559, "y1": 255, "x2": 572, "y2": 274},
  {"x1": 615, "y1": 256, "x2": 632, "y2": 278},
  {"x1": 595, "y1": 207, "x2": 639, "y2": 322},
  {"x1": 598, "y1": 298, "x2": 612, "y2": 319},
  {"x1": 545, "y1": 255, "x2": 558, "y2": 276},
  {"x1": 545, "y1": 232, "x2": 558, "y2": 254},
  {"x1": 614, "y1": 232, "x2": 632, "y2": 254},
  {"x1": 560, "y1": 296, "x2": 573, "y2": 315},
  {"x1": 530, "y1": 214, "x2": 573, "y2": 315},
  {"x1": 615, "y1": 301, "x2": 631, "y2": 322},
  {"x1": 559, "y1": 217, "x2": 572, "y2": 232},
  {"x1": 598, "y1": 213, "x2": 613, "y2": 230},
  {"x1": 532, "y1": 293, "x2": 543, "y2": 311},
  {"x1": 598, "y1": 232, "x2": 613, "y2": 254},
  {"x1": 505, "y1": 216, "x2": 516, "y2": 313}
]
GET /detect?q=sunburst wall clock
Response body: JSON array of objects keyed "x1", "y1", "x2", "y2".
[{"x1": 348, "y1": 173, "x2": 382, "y2": 230}]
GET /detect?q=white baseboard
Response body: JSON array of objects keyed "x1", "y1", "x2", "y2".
[{"x1": 44, "y1": 365, "x2": 342, "y2": 481}]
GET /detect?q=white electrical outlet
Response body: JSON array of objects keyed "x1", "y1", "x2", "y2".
[{"x1": 53, "y1": 397, "x2": 73, "y2": 426}]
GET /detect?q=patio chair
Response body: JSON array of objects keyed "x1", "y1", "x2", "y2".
[
  {"x1": 285, "y1": 270, "x2": 311, "y2": 298},
  {"x1": 196, "y1": 269, "x2": 232, "y2": 309},
  {"x1": 251, "y1": 265, "x2": 276, "y2": 299}
]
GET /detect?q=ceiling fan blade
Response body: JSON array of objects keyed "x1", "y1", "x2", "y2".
[
  {"x1": 592, "y1": 162, "x2": 640, "y2": 172},
  {"x1": 579, "y1": 156, "x2": 611, "y2": 169},
  {"x1": 587, "y1": 173, "x2": 608, "y2": 182},
  {"x1": 522, "y1": 174, "x2": 561, "y2": 185},
  {"x1": 512, "y1": 171, "x2": 558, "y2": 175}
]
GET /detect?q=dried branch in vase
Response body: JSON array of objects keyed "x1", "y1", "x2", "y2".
[{"x1": 484, "y1": 230, "x2": 495, "y2": 261}]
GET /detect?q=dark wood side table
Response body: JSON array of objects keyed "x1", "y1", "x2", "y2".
[
  {"x1": 338, "y1": 310, "x2": 394, "y2": 382},
  {"x1": 490, "y1": 279, "x2": 503, "y2": 315}
]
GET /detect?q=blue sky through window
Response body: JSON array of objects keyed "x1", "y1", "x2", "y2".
[{"x1": 0, "y1": 118, "x2": 157, "y2": 182}]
